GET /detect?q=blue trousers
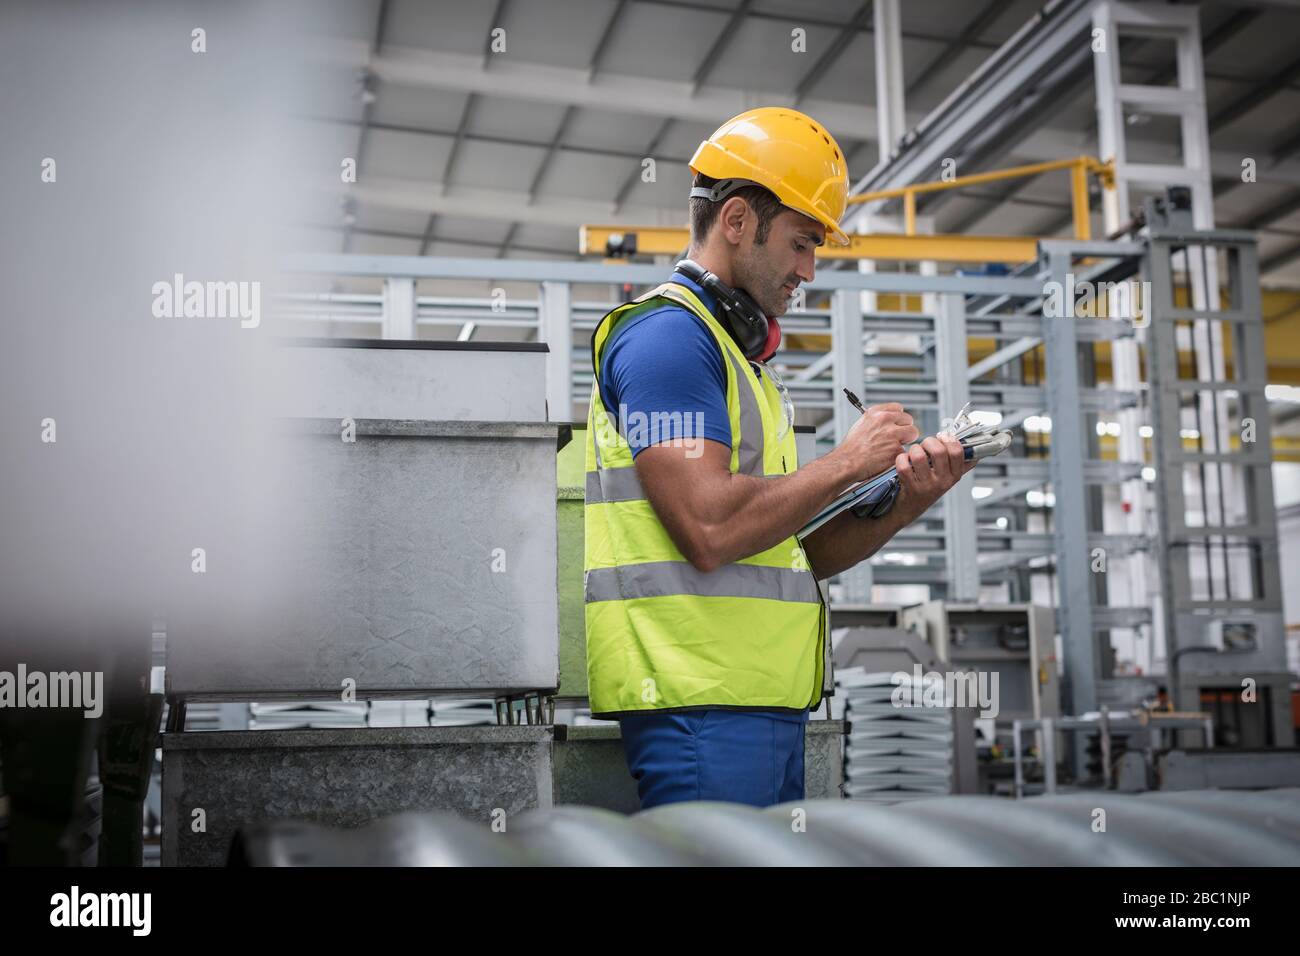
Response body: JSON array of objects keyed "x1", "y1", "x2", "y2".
[{"x1": 618, "y1": 710, "x2": 806, "y2": 809}]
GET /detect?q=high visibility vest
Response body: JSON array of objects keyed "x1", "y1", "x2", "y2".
[{"x1": 584, "y1": 280, "x2": 828, "y2": 719}]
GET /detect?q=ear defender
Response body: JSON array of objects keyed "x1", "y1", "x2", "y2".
[
  {"x1": 673, "y1": 259, "x2": 774, "y2": 362},
  {"x1": 756, "y1": 313, "x2": 782, "y2": 363}
]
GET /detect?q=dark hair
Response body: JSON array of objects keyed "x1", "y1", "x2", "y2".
[{"x1": 688, "y1": 172, "x2": 784, "y2": 250}]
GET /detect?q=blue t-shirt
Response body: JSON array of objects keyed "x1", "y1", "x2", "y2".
[
  {"x1": 597, "y1": 271, "x2": 809, "y2": 724},
  {"x1": 598, "y1": 272, "x2": 738, "y2": 456}
]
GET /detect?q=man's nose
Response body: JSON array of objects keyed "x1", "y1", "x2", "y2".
[{"x1": 796, "y1": 256, "x2": 815, "y2": 284}]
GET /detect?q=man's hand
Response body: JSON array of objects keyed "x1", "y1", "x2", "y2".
[
  {"x1": 802, "y1": 432, "x2": 979, "y2": 580},
  {"x1": 839, "y1": 402, "x2": 919, "y2": 481},
  {"x1": 893, "y1": 433, "x2": 976, "y2": 521}
]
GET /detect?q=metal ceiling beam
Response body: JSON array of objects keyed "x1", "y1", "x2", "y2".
[
  {"x1": 1214, "y1": 0, "x2": 1300, "y2": 8},
  {"x1": 844, "y1": 1, "x2": 1300, "y2": 232},
  {"x1": 843, "y1": 0, "x2": 1097, "y2": 230},
  {"x1": 793, "y1": 1, "x2": 871, "y2": 105},
  {"x1": 1241, "y1": 190, "x2": 1300, "y2": 231},
  {"x1": 416, "y1": 92, "x2": 477, "y2": 256},
  {"x1": 845, "y1": 139, "x2": 876, "y2": 171},
  {"x1": 689, "y1": 0, "x2": 752, "y2": 96},
  {"x1": 609, "y1": 0, "x2": 759, "y2": 218},
  {"x1": 305, "y1": 222, "x2": 569, "y2": 259},
  {"x1": 904, "y1": 0, "x2": 1010, "y2": 98},
  {"x1": 633, "y1": 0, "x2": 1002, "y2": 48},
  {"x1": 1209, "y1": 48, "x2": 1300, "y2": 132},
  {"x1": 314, "y1": 115, "x2": 873, "y2": 170},
  {"x1": 357, "y1": 43, "x2": 1300, "y2": 189},
  {"x1": 611, "y1": 115, "x2": 676, "y2": 214},
  {"x1": 1261, "y1": 238, "x2": 1300, "y2": 273},
  {"x1": 916, "y1": 58, "x2": 1097, "y2": 224},
  {"x1": 494, "y1": 222, "x2": 521, "y2": 259},
  {"x1": 416, "y1": 0, "x2": 508, "y2": 257},
  {"x1": 587, "y1": 0, "x2": 628, "y2": 81},
  {"x1": 315, "y1": 116, "x2": 685, "y2": 163},
  {"x1": 342, "y1": 0, "x2": 390, "y2": 254},
  {"x1": 523, "y1": 107, "x2": 577, "y2": 204},
  {"x1": 498, "y1": 103, "x2": 579, "y2": 257},
  {"x1": 1272, "y1": 119, "x2": 1300, "y2": 165},
  {"x1": 365, "y1": 44, "x2": 896, "y2": 135},
  {"x1": 343, "y1": 175, "x2": 671, "y2": 231}
]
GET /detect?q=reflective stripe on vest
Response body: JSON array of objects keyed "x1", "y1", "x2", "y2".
[
  {"x1": 585, "y1": 561, "x2": 822, "y2": 604},
  {"x1": 582, "y1": 280, "x2": 827, "y2": 719}
]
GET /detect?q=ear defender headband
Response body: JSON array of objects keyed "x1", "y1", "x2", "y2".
[{"x1": 673, "y1": 258, "x2": 783, "y2": 363}]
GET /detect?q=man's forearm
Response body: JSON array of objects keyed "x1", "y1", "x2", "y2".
[
  {"x1": 804, "y1": 436, "x2": 976, "y2": 579},
  {"x1": 799, "y1": 501, "x2": 911, "y2": 580}
]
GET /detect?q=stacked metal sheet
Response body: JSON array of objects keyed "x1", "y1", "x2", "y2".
[
  {"x1": 176, "y1": 702, "x2": 225, "y2": 732},
  {"x1": 247, "y1": 702, "x2": 368, "y2": 730},
  {"x1": 841, "y1": 667, "x2": 954, "y2": 804},
  {"x1": 366, "y1": 700, "x2": 433, "y2": 728},
  {"x1": 430, "y1": 699, "x2": 494, "y2": 727}
]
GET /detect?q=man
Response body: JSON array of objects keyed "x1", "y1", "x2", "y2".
[{"x1": 583, "y1": 107, "x2": 975, "y2": 809}]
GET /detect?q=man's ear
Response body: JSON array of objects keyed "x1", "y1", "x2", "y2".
[{"x1": 719, "y1": 196, "x2": 750, "y2": 245}]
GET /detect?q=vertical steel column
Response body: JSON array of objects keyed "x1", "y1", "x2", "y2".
[
  {"x1": 539, "y1": 280, "x2": 573, "y2": 423},
  {"x1": 831, "y1": 288, "x2": 872, "y2": 600},
  {"x1": 935, "y1": 293, "x2": 979, "y2": 600},
  {"x1": 1146, "y1": 232, "x2": 1287, "y2": 726},
  {"x1": 1145, "y1": 239, "x2": 1192, "y2": 675},
  {"x1": 872, "y1": 0, "x2": 906, "y2": 160},
  {"x1": 861, "y1": 0, "x2": 907, "y2": 317},
  {"x1": 381, "y1": 276, "x2": 416, "y2": 340},
  {"x1": 1043, "y1": 251, "x2": 1099, "y2": 722},
  {"x1": 1092, "y1": 0, "x2": 1231, "y2": 674}
]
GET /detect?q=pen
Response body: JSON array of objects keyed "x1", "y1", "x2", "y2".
[{"x1": 845, "y1": 388, "x2": 940, "y2": 467}]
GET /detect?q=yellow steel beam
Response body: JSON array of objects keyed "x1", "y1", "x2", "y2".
[
  {"x1": 845, "y1": 155, "x2": 1113, "y2": 241},
  {"x1": 580, "y1": 225, "x2": 1041, "y2": 264},
  {"x1": 845, "y1": 156, "x2": 1114, "y2": 204},
  {"x1": 580, "y1": 225, "x2": 1300, "y2": 386},
  {"x1": 583, "y1": 158, "x2": 1117, "y2": 260},
  {"x1": 1071, "y1": 161, "x2": 1091, "y2": 241}
]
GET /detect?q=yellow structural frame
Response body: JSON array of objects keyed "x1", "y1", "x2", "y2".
[
  {"x1": 579, "y1": 224, "x2": 1040, "y2": 263},
  {"x1": 580, "y1": 155, "x2": 1300, "y2": 396},
  {"x1": 847, "y1": 155, "x2": 1115, "y2": 241},
  {"x1": 580, "y1": 156, "x2": 1116, "y2": 264}
]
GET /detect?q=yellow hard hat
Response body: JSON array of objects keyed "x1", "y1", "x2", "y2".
[{"x1": 689, "y1": 107, "x2": 851, "y2": 246}]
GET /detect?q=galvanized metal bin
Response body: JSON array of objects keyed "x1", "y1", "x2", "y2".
[
  {"x1": 162, "y1": 726, "x2": 553, "y2": 866},
  {"x1": 271, "y1": 338, "x2": 548, "y2": 422},
  {"x1": 556, "y1": 426, "x2": 587, "y2": 699},
  {"x1": 553, "y1": 725, "x2": 641, "y2": 813},
  {"x1": 166, "y1": 418, "x2": 565, "y2": 700},
  {"x1": 163, "y1": 718, "x2": 844, "y2": 865}
]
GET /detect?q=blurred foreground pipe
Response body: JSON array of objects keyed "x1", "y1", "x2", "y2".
[{"x1": 231, "y1": 788, "x2": 1300, "y2": 867}]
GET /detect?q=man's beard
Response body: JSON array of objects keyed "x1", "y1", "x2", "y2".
[{"x1": 735, "y1": 250, "x2": 789, "y2": 318}]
